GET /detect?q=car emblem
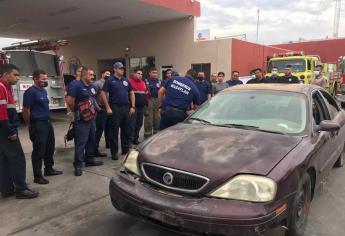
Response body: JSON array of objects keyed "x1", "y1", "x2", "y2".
[{"x1": 163, "y1": 172, "x2": 174, "y2": 185}]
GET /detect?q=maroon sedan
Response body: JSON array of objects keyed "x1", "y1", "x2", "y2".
[{"x1": 110, "y1": 84, "x2": 345, "y2": 236}]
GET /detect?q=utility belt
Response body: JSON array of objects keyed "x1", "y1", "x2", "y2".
[
  {"x1": 30, "y1": 119, "x2": 51, "y2": 125},
  {"x1": 164, "y1": 106, "x2": 186, "y2": 113}
]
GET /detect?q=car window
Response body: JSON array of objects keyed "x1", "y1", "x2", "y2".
[
  {"x1": 319, "y1": 90, "x2": 339, "y2": 120},
  {"x1": 312, "y1": 91, "x2": 329, "y2": 125}
]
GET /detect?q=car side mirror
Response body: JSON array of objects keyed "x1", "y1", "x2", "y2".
[{"x1": 319, "y1": 120, "x2": 340, "y2": 132}]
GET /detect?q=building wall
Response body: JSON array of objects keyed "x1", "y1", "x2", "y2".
[
  {"x1": 231, "y1": 39, "x2": 289, "y2": 75},
  {"x1": 274, "y1": 38, "x2": 345, "y2": 63},
  {"x1": 60, "y1": 17, "x2": 231, "y2": 78}
]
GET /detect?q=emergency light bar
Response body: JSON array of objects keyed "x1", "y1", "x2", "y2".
[{"x1": 272, "y1": 51, "x2": 305, "y2": 58}]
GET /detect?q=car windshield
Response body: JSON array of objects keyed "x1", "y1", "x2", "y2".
[
  {"x1": 269, "y1": 59, "x2": 306, "y2": 73},
  {"x1": 187, "y1": 91, "x2": 308, "y2": 135}
]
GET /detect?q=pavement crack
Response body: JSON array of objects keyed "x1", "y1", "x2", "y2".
[{"x1": 7, "y1": 194, "x2": 110, "y2": 236}]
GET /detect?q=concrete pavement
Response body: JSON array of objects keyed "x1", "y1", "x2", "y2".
[{"x1": 0, "y1": 112, "x2": 344, "y2": 236}]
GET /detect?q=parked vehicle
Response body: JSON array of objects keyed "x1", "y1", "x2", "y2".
[
  {"x1": 0, "y1": 40, "x2": 68, "y2": 112},
  {"x1": 110, "y1": 84, "x2": 345, "y2": 236},
  {"x1": 266, "y1": 52, "x2": 320, "y2": 84}
]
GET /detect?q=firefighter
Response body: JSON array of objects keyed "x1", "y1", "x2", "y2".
[
  {"x1": 22, "y1": 69, "x2": 63, "y2": 185},
  {"x1": 247, "y1": 68, "x2": 266, "y2": 84},
  {"x1": 266, "y1": 67, "x2": 280, "y2": 83},
  {"x1": 158, "y1": 73, "x2": 201, "y2": 130},
  {"x1": 311, "y1": 64, "x2": 329, "y2": 89},
  {"x1": 226, "y1": 70, "x2": 243, "y2": 87},
  {"x1": 66, "y1": 67, "x2": 103, "y2": 176},
  {"x1": 100, "y1": 62, "x2": 135, "y2": 160},
  {"x1": 194, "y1": 71, "x2": 212, "y2": 104},
  {"x1": 278, "y1": 65, "x2": 299, "y2": 83},
  {"x1": 93, "y1": 69, "x2": 111, "y2": 157},
  {"x1": 129, "y1": 69, "x2": 147, "y2": 145},
  {"x1": 0, "y1": 64, "x2": 38, "y2": 199},
  {"x1": 144, "y1": 67, "x2": 161, "y2": 138}
]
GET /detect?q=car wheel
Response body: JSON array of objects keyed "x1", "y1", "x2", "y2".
[
  {"x1": 334, "y1": 146, "x2": 345, "y2": 168},
  {"x1": 286, "y1": 174, "x2": 311, "y2": 236}
]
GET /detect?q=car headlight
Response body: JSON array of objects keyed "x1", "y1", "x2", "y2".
[
  {"x1": 208, "y1": 175, "x2": 277, "y2": 202},
  {"x1": 123, "y1": 150, "x2": 141, "y2": 176}
]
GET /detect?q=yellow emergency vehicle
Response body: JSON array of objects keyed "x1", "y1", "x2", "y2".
[{"x1": 266, "y1": 52, "x2": 320, "y2": 84}]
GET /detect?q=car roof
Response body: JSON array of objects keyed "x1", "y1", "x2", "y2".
[{"x1": 221, "y1": 84, "x2": 322, "y2": 96}]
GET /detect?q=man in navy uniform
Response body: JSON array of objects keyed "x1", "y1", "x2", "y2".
[
  {"x1": 194, "y1": 71, "x2": 212, "y2": 104},
  {"x1": 67, "y1": 67, "x2": 103, "y2": 176},
  {"x1": 0, "y1": 64, "x2": 38, "y2": 199},
  {"x1": 101, "y1": 62, "x2": 135, "y2": 160},
  {"x1": 278, "y1": 65, "x2": 299, "y2": 83},
  {"x1": 22, "y1": 69, "x2": 63, "y2": 185},
  {"x1": 158, "y1": 73, "x2": 200, "y2": 130},
  {"x1": 227, "y1": 71, "x2": 243, "y2": 87}
]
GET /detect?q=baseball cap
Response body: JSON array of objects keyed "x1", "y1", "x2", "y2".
[{"x1": 113, "y1": 62, "x2": 124, "y2": 69}]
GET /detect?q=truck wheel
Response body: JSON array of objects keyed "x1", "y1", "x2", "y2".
[
  {"x1": 286, "y1": 174, "x2": 311, "y2": 236},
  {"x1": 334, "y1": 146, "x2": 344, "y2": 168}
]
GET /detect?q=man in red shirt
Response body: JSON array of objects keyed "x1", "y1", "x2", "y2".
[
  {"x1": 129, "y1": 69, "x2": 147, "y2": 145},
  {"x1": 0, "y1": 64, "x2": 38, "y2": 199}
]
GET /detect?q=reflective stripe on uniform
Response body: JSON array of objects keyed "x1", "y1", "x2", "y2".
[
  {"x1": 7, "y1": 104, "x2": 16, "y2": 109},
  {"x1": 0, "y1": 99, "x2": 7, "y2": 105}
]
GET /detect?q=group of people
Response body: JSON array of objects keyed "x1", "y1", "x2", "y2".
[{"x1": 0, "y1": 60, "x2": 331, "y2": 200}]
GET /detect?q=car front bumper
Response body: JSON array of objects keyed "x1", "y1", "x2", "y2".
[{"x1": 109, "y1": 172, "x2": 292, "y2": 236}]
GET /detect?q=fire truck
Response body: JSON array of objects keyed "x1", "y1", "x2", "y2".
[
  {"x1": 266, "y1": 52, "x2": 321, "y2": 84},
  {"x1": 0, "y1": 39, "x2": 69, "y2": 112}
]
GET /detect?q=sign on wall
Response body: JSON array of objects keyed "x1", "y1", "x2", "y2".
[{"x1": 195, "y1": 29, "x2": 210, "y2": 41}]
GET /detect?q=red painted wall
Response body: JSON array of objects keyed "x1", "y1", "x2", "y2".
[
  {"x1": 231, "y1": 39, "x2": 289, "y2": 75},
  {"x1": 274, "y1": 38, "x2": 345, "y2": 63},
  {"x1": 141, "y1": 0, "x2": 201, "y2": 16}
]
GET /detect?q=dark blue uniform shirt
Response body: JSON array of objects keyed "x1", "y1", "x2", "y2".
[
  {"x1": 194, "y1": 80, "x2": 212, "y2": 104},
  {"x1": 68, "y1": 80, "x2": 95, "y2": 111},
  {"x1": 23, "y1": 85, "x2": 50, "y2": 121},
  {"x1": 163, "y1": 76, "x2": 200, "y2": 111},
  {"x1": 145, "y1": 78, "x2": 161, "y2": 98},
  {"x1": 102, "y1": 76, "x2": 132, "y2": 105},
  {"x1": 226, "y1": 80, "x2": 243, "y2": 87}
]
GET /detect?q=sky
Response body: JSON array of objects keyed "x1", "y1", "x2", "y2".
[
  {"x1": 0, "y1": 0, "x2": 344, "y2": 47},
  {"x1": 197, "y1": 0, "x2": 345, "y2": 44}
]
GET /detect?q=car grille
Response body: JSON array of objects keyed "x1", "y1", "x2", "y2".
[{"x1": 141, "y1": 163, "x2": 209, "y2": 193}]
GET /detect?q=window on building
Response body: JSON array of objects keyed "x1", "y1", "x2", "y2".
[
  {"x1": 129, "y1": 56, "x2": 155, "y2": 78},
  {"x1": 192, "y1": 63, "x2": 211, "y2": 81}
]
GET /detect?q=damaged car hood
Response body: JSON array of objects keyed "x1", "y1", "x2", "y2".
[{"x1": 139, "y1": 123, "x2": 302, "y2": 186}]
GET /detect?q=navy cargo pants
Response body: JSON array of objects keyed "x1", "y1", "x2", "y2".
[
  {"x1": 29, "y1": 120, "x2": 55, "y2": 178},
  {"x1": 0, "y1": 132, "x2": 27, "y2": 193},
  {"x1": 129, "y1": 107, "x2": 144, "y2": 144},
  {"x1": 74, "y1": 118, "x2": 96, "y2": 168},
  {"x1": 94, "y1": 107, "x2": 108, "y2": 152},
  {"x1": 110, "y1": 104, "x2": 130, "y2": 156}
]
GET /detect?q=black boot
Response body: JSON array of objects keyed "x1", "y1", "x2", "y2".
[
  {"x1": 16, "y1": 188, "x2": 39, "y2": 199},
  {"x1": 74, "y1": 167, "x2": 83, "y2": 176},
  {"x1": 1, "y1": 191, "x2": 15, "y2": 199},
  {"x1": 44, "y1": 168, "x2": 63, "y2": 176},
  {"x1": 34, "y1": 176, "x2": 50, "y2": 185},
  {"x1": 95, "y1": 150, "x2": 107, "y2": 157},
  {"x1": 85, "y1": 160, "x2": 103, "y2": 167}
]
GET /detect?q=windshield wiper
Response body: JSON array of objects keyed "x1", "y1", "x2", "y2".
[
  {"x1": 216, "y1": 123, "x2": 286, "y2": 135},
  {"x1": 216, "y1": 123, "x2": 259, "y2": 129},
  {"x1": 188, "y1": 118, "x2": 211, "y2": 124}
]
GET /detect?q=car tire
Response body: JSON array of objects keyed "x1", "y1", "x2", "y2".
[
  {"x1": 334, "y1": 146, "x2": 345, "y2": 168},
  {"x1": 286, "y1": 174, "x2": 311, "y2": 236}
]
